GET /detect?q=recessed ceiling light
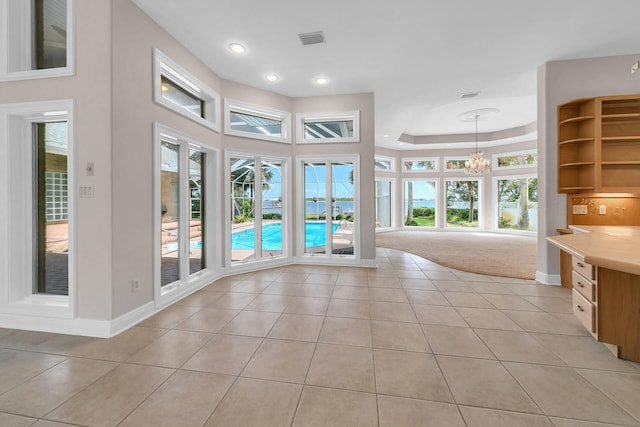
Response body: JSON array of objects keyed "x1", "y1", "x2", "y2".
[
  {"x1": 314, "y1": 76, "x2": 329, "y2": 86},
  {"x1": 264, "y1": 73, "x2": 280, "y2": 83},
  {"x1": 228, "y1": 43, "x2": 246, "y2": 55}
]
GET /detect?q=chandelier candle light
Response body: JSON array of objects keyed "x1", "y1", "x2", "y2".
[{"x1": 465, "y1": 114, "x2": 491, "y2": 175}]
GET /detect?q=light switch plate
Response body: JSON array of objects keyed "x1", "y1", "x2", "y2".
[{"x1": 599, "y1": 205, "x2": 606, "y2": 215}]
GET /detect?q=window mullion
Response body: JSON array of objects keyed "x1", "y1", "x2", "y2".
[
  {"x1": 179, "y1": 140, "x2": 190, "y2": 281},
  {"x1": 254, "y1": 156, "x2": 263, "y2": 261},
  {"x1": 326, "y1": 162, "x2": 333, "y2": 255}
]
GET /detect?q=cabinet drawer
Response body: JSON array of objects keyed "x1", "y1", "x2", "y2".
[
  {"x1": 572, "y1": 270, "x2": 596, "y2": 301},
  {"x1": 573, "y1": 289, "x2": 596, "y2": 334},
  {"x1": 572, "y1": 257, "x2": 596, "y2": 281}
]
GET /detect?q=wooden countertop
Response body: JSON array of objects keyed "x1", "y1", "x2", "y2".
[{"x1": 547, "y1": 226, "x2": 640, "y2": 276}]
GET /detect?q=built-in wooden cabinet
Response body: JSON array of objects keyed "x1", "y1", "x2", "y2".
[{"x1": 558, "y1": 94, "x2": 640, "y2": 193}]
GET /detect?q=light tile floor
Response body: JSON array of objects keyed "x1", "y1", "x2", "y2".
[{"x1": 0, "y1": 248, "x2": 639, "y2": 426}]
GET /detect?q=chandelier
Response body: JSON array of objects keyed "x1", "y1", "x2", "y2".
[{"x1": 464, "y1": 114, "x2": 491, "y2": 175}]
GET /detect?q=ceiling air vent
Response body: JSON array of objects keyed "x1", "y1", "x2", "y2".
[
  {"x1": 461, "y1": 91, "x2": 480, "y2": 99},
  {"x1": 298, "y1": 31, "x2": 326, "y2": 46}
]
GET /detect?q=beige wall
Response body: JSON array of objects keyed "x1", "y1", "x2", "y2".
[
  {"x1": 537, "y1": 54, "x2": 640, "y2": 282},
  {"x1": 0, "y1": 0, "x2": 114, "y2": 320},
  {"x1": 111, "y1": 0, "x2": 223, "y2": 317}
]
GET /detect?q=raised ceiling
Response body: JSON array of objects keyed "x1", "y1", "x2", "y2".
[{"x1": 131, "y1": 0, "x2": 640, "y2": 150}]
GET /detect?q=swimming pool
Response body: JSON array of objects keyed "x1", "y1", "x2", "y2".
[
  {"x1": 232, "y1": 222, "x2": 339, "y2": 250},
  {"x1": 166, "y1": 222, "x2": 340, "y2": 252}
]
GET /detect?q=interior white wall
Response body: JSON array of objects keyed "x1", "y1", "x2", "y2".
[{"x1": 536, "y1": 54, "x2": 640, "y2": 284}]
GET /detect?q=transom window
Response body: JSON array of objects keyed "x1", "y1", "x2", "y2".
[
  {"x1": 375, "y1": 156, "x2": 395, "y2": 171},
  {"x1": 1, "y1": 0, "x2": 75, "y2": 80},
  {"x1": 153, "y1": 49, "x2": 220, "y2": 131},
  {"x1": 402, "y1": 158, "x2": 438, "y2": 172},
  {"x1": 494, "y1": 151, "x2": 537, "y2": 169},
  {"x1": 296, "y1": 111, "x2": 359, "y2": 144},
  {"x1": 444, "y1": 157, "x2": 468, "y2": 171},
  {"x1": 225, "y1": 99, "x2": 291, "y2": 144}
]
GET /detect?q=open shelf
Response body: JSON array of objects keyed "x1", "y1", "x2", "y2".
[
  {"x1": 559, "y1": 116, "x2": 595, "y2": 125},
  {"x1": 559, "y1": 186, "x2": 595, "y2": 191},
  {"x1": 559, "y1": 162, "x2": 595, "y2": 167},
  {"x1": 601, "y1": 161, "x2": 640, "y2": 165},
  {"x1": 559, "y1": 137, "x2": 594, "y2": 145},
  {"x1": 602, "y1": 113, "x2": 640, "y2": 120},
  {"x1": 602, "y1": 136, "x2": 640, "y2": 142}
]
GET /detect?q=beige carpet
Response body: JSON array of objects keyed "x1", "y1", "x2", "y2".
[{"x1": 376, "y1": 231, "x2": 537, "y2": 279}]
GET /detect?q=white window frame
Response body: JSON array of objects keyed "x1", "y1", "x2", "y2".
[
  {"x1": 444, "y1": 156, "x2": 469, "y2": 172},
  {"x1": 493, "y1": 174, "x2": 538, "y2": 234},
  {"x1": 296, "y1": 111, "x2": 360, "y2": 144},
  {"x1": 493, "y1": 149, "x2": 537, "y2": 170},
  {"x1": 153, "y1": 123, "x2": 220, "y2": 309},
  {"x1": 402, "y1": 157, "x2": 439, "y2": 173},
  {"x1": 225, "y1": 150, "x2": 292, "y2": 270},
  {"x1": 444, "y1": 177, "x2": 483, "y2": 229},
  {"x1": 0, "y1": 0, "x2": 75, "y2": 81},
  {"x1": 224, "y1": 99, "x2": 291, "y2": 144},
  {"x1": 153, "y1": 49, "x2": 220, "y2": 132},
  {"x1": 0, "y1": 99, "x2": 75, "y2": 318},
  {"x1": 296, "y1": 155, "x2": 360, "y2": 263},
  {"x1": 375, "y1": 155, "x2": 395, "y2": 172},
  {"x1": 402, "y1": 178, "x2": 438, "y2": 229},
  {"x1": 375, "y1": 178, "x2": 395, "y2": 230}
]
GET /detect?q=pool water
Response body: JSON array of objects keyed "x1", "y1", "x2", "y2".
[
  {"x1": 232, "y1": 222, "x2": 339, "y2": 250},
  {"x1": 166, "y1": 222, "x2": 340, "y2": 252}
]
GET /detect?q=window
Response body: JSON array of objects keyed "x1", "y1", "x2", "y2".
[
  {"x1": 497, "y1": 176, "x2": 538, "y2": 231},
  {"x1": 375, "y1": 156, "x2": 395, "y2": 171},
  {"x1": 446, "y1": 180, "x2": 480, "y2": 228},
  {"x1": 0, "y1": 100, "x2": 75, "y2": 317},
  {"x1": 229, "y1": 153, "x2": 288, "y2": 265},
  {"x1": 296, "y1": 111, "x2": 360, "y2": 143},
  {"x1": 404, "y1": 180, "x2": 436, "y2": 227},
  {"x1": 225, "y1": 99, "x2": 291, "y2": 144},
  {"x1": 1, "y1": 0, "x2": 75, "y2": 80},
  {"x1": 494, "y1": 151, "x2": 537, "y2": 169},
  {"x1": 153, "y1": 49, "x2": 220, "y2": 131},
  {"x1": 375, "y1": 180, "x2": 392, "y2": 228},
  {"x1": 301, "y1": 157, "x2": 358, "y2": 258},
  {"x1": 403, "y1": 158, "x2": 438, "y2": 172},
  {"x1": 155, "y1": 124, "x2": 216, "y2": 302},
  {"x1": 444, "y1": 157, "x2": 468, "y2": 171}
]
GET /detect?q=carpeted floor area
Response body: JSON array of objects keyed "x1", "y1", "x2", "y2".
[{"x1": 376, "y1": 230, "x2": 537, "y2": 279}]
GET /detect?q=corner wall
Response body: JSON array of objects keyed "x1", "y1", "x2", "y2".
[{"x1": 536, "y1": 53, "x2": 640, "y2": 283}]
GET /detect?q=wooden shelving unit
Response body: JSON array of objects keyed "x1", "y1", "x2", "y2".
[{"x1": 557, "y1": 94, "x2": 640, "y2": 193}]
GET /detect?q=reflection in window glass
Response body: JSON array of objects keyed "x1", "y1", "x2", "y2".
[
  {"x1": 498, "y1": 177, "x2": 538, "y2": 231},
  {"x1": 230, "y1": 111, "x2": 282, "y2": 137},
  {"x1": 35, "y1": 121, "x2": 68, "y2": 295},
  {"x1": 375, "y1": 158, "x2": 393, "y2": 171},
  {"x1": 403, "y1": 159, "x2": 437, "y2": 172},
  {"x1": 161, "y1": 76, "x2": 205, "y2": 118},
  {"x1": 161, "y1": 141, "x2": 180, "y2": 286},
  {"x1": 375, "y1": 180, "x2": 391, "y2": 228},
  {"x1": 230, "y1": 158, "x2": 256, "y2": 262},
  {"x1": 331, "y1": 162, "x2": 355, "y2": 255},
  {"x1": 445, "y1": 159, "x2": 467, "y2": 170},
  {"x1": 446, "y1": 180, "x2": 479, "y2": 228},
  {"x1": 497, "y1": 153, "x2": 537, "y2": 168},
  {"x1": 304, "y1": 120, "x2": 353, "y2": 139},
  {"x1": 189, "y1": 150, "x2": 205, "y2": 274},
  {"x1": 304, "y1": 162, "x2": 327, "y2": 254},
  {"x1": 34, "y1": 0, "x2": 67, "y2": 69},
  {"x1": 404, "y1": 180, "x2": 436, "y2": 227},
  {"x1": 262, "y1": 161, "x2": 283, "y2": 258}
]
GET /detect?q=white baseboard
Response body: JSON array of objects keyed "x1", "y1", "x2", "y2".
[
  {"x1": 535, "y1": 271, "x2": 562, "y2": 286},
  {"x1": 0, "y1": 312, "x2": 112, "y2": 337}
]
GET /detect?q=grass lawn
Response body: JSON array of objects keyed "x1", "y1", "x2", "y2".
[{"x1": 406, "y1": 217, "x2": 435, "y2": 227}]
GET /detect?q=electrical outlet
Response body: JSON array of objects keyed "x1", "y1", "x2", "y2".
[
  {"x1": 573, "y1": 205, "x2": 588, "y2": 215},
  {"x1": 599, "y1": 205, "x2": 607, "y2": 215},
  {"x1": 132, "y1": 279, "x2": 140, "y2": 292}
]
